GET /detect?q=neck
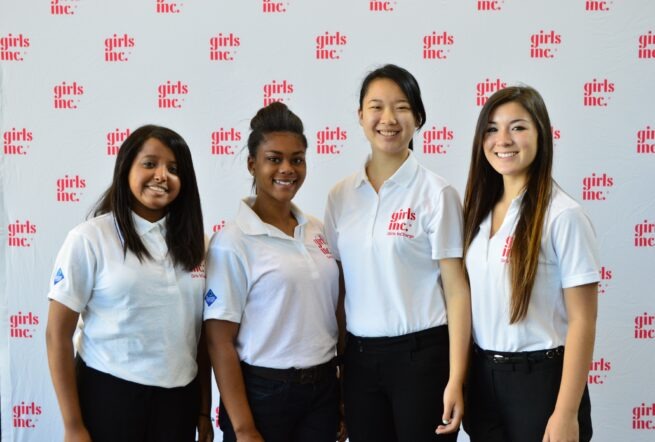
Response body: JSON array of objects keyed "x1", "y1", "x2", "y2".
[
  {"x1": 501, "y1": 175, "x2": 528, "y2": 203},
  {"x1": 251, "y1": 197, "x2": 297, "y2": 236},
  {"x1": 366, "y1": 148, "x2": 410, "y2": 192}
]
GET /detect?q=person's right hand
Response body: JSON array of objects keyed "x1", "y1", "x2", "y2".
[{"x1": 64, "y1": 423, "x2": 92, "y2": 442}]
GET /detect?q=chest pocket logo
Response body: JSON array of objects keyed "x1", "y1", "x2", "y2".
[{"x1": 386, "y1": 208, "x2": 417, "y2": 239}]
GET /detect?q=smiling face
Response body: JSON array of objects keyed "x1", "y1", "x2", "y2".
[
  {"x1": 359, "y1": 78, "x2": 418, "y2": 158},
  {"x1": 248, "y1": 131, "x2": 306, "y2": 208},
  {"x1": 483, "y1": 101, "x2": 538, "y2": 186},
  {"x1": 128, "y1": 137, "x2": 181, "y2": 222}
]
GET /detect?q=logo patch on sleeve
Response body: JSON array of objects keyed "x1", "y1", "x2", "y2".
[
  {"x1": 54, "y1": 268, "x2": 65, "y2": 285},
  {"x1": 205, "y1": 289, "x2": 217, "y2": 306}
]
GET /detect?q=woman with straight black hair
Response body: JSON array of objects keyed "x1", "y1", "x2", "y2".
[
  {"x1": 462, "y1": 86, "x2": 598, "y2": 442},
  {"x1": 46, "y1": 125, "x2": 213, "y2": 442},
  {"x1": 324, "y1": 64, "x2": 471, "y2": 441}
]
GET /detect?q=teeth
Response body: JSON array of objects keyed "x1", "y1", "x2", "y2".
[
  {"x1": 273, "y1": 179, "x2": 295, "y2": 186},
  {"x1": 379, "y1": 130, "x2": 398, "y2": 136},
  {"x1": 497, "y1": 152, "x2": 517, "y2": 158},
  {"x1": 147, "y1": 185, "x2": 167, "y2": 193}
]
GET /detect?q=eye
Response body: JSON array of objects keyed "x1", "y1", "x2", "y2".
[
  {"x1": 168, "y1": 165, "x2": 178, "y2": 174},
  {"x1": 142, "y1": 160, "x2": 156, "y2": 168},
  {"x1": 369, "y1": 105, "x2": 382, "y2": 110},
  {"x1": 396, "y1": 105, "x2": 411, "y2": 111},
  {"x1": 266, "y1": 156, "x2": 281, "y2": 163},
  {"x1": 485, "y1": 126, "x2": 498, "y2": 134},
  {"x1": 511, "y1": 125, "x2": 527, "y2": 131},
  {"x1": 292, "y1": 157, "x2": 305, "y2": 165}
]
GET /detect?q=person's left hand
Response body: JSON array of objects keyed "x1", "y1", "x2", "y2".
[
  {"x1": 542, "y1": 411, "x2": 579, "y2": 442},
  {"x1": 197, "y1": 414, "x2": 215, "y2": 442},
  {"x1": 435, "y1": 380, "x2": 463, "y2": 435}
]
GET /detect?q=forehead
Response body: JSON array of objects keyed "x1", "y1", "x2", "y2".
[
  {"x1": 364, "y1": 78, "x2": 408, "y2": 101},
  {"x1": 488, "y1": 101, "x2": 533, "y2": 121},
  {"x1": 258, "y1": 132, "x2": 306, "y2": 153},
  {"x1": 137, "y1": 137, "x2": 176, "y2": 159}
]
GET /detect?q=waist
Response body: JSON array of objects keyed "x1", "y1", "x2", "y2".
[
  {"x1": 241, "y1": 358, "x2": 337, "y2": 384},
  {"x1": 473, "y1": 343, "x2": 564, "y2": 365},
  {"x1": 347, "y1": 325, "x2": 449, "y2": 352}
]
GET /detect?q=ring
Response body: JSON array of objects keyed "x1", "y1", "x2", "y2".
[{"x1": 442, "y1": 418, "x2": 450, "y2": 425}]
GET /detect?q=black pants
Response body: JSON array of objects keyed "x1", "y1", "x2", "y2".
[
  {"x1": 343, "y1": 325, "x2": 457, "y2": 442},
  {"x1": 76, "y1": 358, "x2": 199, "y2": 442},
  {"x1": 464, "y1": 346, "x2": 592, "y2": 442}
]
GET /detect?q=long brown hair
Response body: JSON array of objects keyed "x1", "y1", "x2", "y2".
[{"x1": 463, "y1": 86, "x2": 553, "y2": 323}]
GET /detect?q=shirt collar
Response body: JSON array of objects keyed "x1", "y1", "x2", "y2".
[
  {"x1": 354, "y1": 151, "x2": 419, "y2": 189},
  {"x1": 131, "y1": 212, "x2": 167, "y2": 237},
  {"x1": 236, "y1": 197, "x2": 307, "y2": 238}
]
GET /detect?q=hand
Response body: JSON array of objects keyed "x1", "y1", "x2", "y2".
[
  {"x1": 197, "y1": 414, "x2": 215, "y2": 442},
  {"x1": 435, "y1": 380, "x2": 463, "y2": 435},
  {"x1": 63, "y1": 423, "x2": 92, "y2": 442},
  {"x1": 337, "y1": 399, "x2": 348, "y2": 442},
  {"x1": 542, "y1": 411, "x2": 579, "y2": 442},
  {"x1": 235, "y1": 428, "x2": 265, "y2": 442}
]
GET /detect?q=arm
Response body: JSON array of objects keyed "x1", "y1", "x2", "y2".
[
  {"x1": 335, "y1": 261, "x2": 348, "y2": 442},
  {"x1": 196, "y1": 324, "x2": 214, "y2": 442},
  {"x1": 45, "y1": 300, "x2": 92, "y2": 442},
  {"x1": 543, "y1": 282, "x2": 597, "y2": 442},
  {"x1": 205, "y1": 319, "x2": 263, "y2": 442},
  {"x1": 436, "y1": 257, "x2": 472, "y2": 435}
]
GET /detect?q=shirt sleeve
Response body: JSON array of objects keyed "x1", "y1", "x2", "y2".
[
  {"x1": 323, "y1": 189, "x2": 341, "y2": 261},
  {"x1": 551, "y1": 207, "x2": 600, "y2": 288},
  {"x1": 428, "y1": 185, "x2": 464, "y2": 260},
  {"x1": 47, "y1": 230, "x2": 96, "y2": 313},
  {"x1": 203, "y1": 231, "x2": 249, "y2": 323}
]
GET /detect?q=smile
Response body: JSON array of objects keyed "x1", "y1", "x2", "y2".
[
  {"x1": 378, "y1": 130, "x2": 399, "y2": 137},
  {"x1": 496, "y1": 152, "x2": 518, "y2": 158},
  {"x1": 146, "y1": 184, "x2": 168, "y2": 193},
  {"x1": 273, "y1": 179, "x2": 296, "y2": 186}
]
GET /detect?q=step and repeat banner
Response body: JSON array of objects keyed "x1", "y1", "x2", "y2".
[{"x1": 1, "y1": 1, "x2": 654, "y2": 441}]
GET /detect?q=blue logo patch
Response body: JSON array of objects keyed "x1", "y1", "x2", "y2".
[
  {"x1": 54, "y1": 268, "x2": 64, "y2": 285},
  {"x1": 205, "y1": 289, "x2": 217, "y2": 306}
]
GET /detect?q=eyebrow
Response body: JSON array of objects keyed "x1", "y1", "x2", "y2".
[
  {"x1": 264, "y1": 150, "x2": 305, "y2": 155},
  {"x1": 366, "y1": 98, "x2": 410, "y2": 104},
  {"x1": 487, "y1": 118, "x2": 531, "y2": 124}
]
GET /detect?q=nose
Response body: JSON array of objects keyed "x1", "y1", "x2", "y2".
[
  {"x1": 495, "y1": 127, "x2": 513, "y2": 146},
  {"x1": 153, "y1": 165, "x2": 168, "y2": 181},
  {"x1": 381, "y1": 106, "x2": 397, "y2": 124},
  {"x1": 279, "y1": 159, "x2": 294, "y2": 173}
]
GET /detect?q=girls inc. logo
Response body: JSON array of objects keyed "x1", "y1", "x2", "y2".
[
  {"x1": 551, "y1": 125, "x2": 561, "y2": 144},
  {"x1": 13, "y1": 402, "x2": 42, "y2": 428},
  {"x1": 581, "y1": 172, "x2": 613, "y2": 201},
  {"x1": 315, "y1": 32, "x2": 347, "y2": 60},
  {"x1": 637, "y1": 125, "x2": 655, "y2": 154},
  {"x1": 316, "y1": 126, "x2": 346, "y2": 155},
  {"x1": 422, "y1": 125, "x2": 454, "y2": 155},
  {"x1": 585, "y1": 0, "x2": 611, "y2": 12},
  {"x1": 477, "y1": 0, "x2": 504, "y2": 11},
  {"x1": 10, "y1": 311, "x2": 39, "y2": 338},
  {"x1": 51, "y1": 0, "x2": 79, "y2": 15},
  {"x1": 211, "y1": 128, "x2": 241, "y2": 155},
  {"x1": 387, "y1": 208, "x2": 416, "y2": 238},
  {"x1": 422, "y1": 31, "x2": 454, "y2": 60},
  {"x1": 3, "y1": 127, "x2": 33, "y2": 155},
  {"x1": 634, "y1": 220, "x2": 655, "y2": 247},
  {"x1": 210, "y1": 33, "x2": 240, "y2": 62},
  {"x1": 369, "y1": 0, "x2": 396, "y2": 12},
  {"x1": 156, "y1": 0, "x2": 183, "y2": 14},
  {"x1": 104, "y1": 33, "x2": 134, "y2": 62},
  {"x1": 501, "y1": 236, "x2": 513, "y2": 263},
  {"x1": 313, "y1": 234, "x2": 333, "y2": 258},
  {"x1": 191, "y1": 264, "x2": 206, "y2": 279},
  {"x1": 7, "y1": 220, "x2": 36, "y2": 248},
  {"x1": 476, "y1": 78, "x2": 507, "y2": 106},
  {"x1": 583, "y1": 78, "x2": 614, "y2": 107},
  {"x1": 53, "y1": 81, "x2": 84, "y2": 109},
  {"x1": 106, "y1": 128, "x2": 131, "y2": 155},
  {"x1": 157, "y1": 80, "x2": 188, "y2": 109},
  {"x1": 530, "y1": 30, "x2": 561, "y2": 59},
  {"x1": 0, "y1": 33, "x2": 30, "y2": 62},
  {"x1": 588, "y1": 357, "x2": 611, "y2": 385},
  {"x1": 598, "y1": 265, "x2": 612, "y2": 295},
  {"x1": 262, "y1": 0, "x2": 288, "y2": 13},
  {"x1": 56, "y1": 174, "x2": 86, "y2": 202},
  {"x1": 212, "y1": 220, "x2": 226, "y2": 233},
  {"x1": 263, "y1": 80, "x2": 294, "y2": 106},
  {"x1": 633, "y1": 403, "x2": 655, "y2": 430},
  {"x1": 638, "y1": 31, "x2": 655, "y2": 59},
  {"x1": 634, "y1": 312, "x2": 655, "y2": 339}
]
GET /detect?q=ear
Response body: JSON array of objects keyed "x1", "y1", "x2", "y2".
[
  {"x1": 247, "y1": 156, "x2": 255, "y2": 175},
  {"x1": 358, "y1": 108, "x2": 363, "y2": 126}
]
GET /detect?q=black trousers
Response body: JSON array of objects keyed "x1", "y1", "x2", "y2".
[
  {"x1": 343, "y1": 325, "x2": 457, "y2": 442},
  {"x1": 464, "y1": 346, "x2": 592, "y2": 442},
  {"x1": 76, "y1": 358, "x2": 199, "y2": 442}
]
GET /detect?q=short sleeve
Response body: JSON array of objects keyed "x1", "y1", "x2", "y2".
[
  {"x1": 203, "y1": 232, "x2": 249, "y2": 323},
  {"x1": 551, "y1": 207, "x2": 600, "y2": 288},
  {"x1": 323, "y1": 190, "x2": 341, "y2": 261},
  {"x1": 428, "y1": 185, "x2": 464, "y2": 260},
  {"x1": 47, "y1": 231, "x2": 97, "y2": 313}
]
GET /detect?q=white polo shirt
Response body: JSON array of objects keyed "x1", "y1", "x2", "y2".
[
  {"x1": 324, "y1": 152, "x2": 463, "y2": 338},
  {"x1": 466, "y1": 182, "x2": 600, "y2": 352},
  {"x1": 203, "y1": 198, "x2": 339, "y2": 369},
  {"x1": 47, "y1": 212, "x2": 204, "y2": 388}
]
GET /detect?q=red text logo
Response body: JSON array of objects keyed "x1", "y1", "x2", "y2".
[
  {"x1": 158, "y1": 80, "x2": 188, "y2": 109},
  {"x1": 316, "y1": 126, "x2": 346, "y2": 155},
  {"x1": 53, "y1": 81, "x2": 84, "y2": 109},
  {"x1": 369, "y1": 0, "x2": 396, "y2": 12},
  {"x1": 156, "y1": 0, "x2": 182, "y2": 14},
  {"x1": 7, "y1": 220, "x2": 36, "y2": 248},
  {"x1": 530, "y1": 30, "x2": 561, "y2": 59},
  {"x1": 422, "y1": 125, "x2": 454, "y2": 155},
  {"x1": 585, "y1": 0, "x2": 611, "y2": 12},
  {"x1": 598, "y1": 266, "x2": 612, "y2": 295},
  {"x1": 423, "y1": 31, "x2": 454, "y2": 60},
  {"x1": 211, "y1": 128, "x2": 241, "y2": 155},
  {"x1": 476, "y1": 78, "x2": 507, "y2": 106},
  {"x1": 262, "y1": 0, "x2": 287, "y2": 13},
  {"x1": 191, "y1": 264, "x2": 206, "y2": 279},
  {"x1": 212, "y1": 220, "x2": 226, "y2": 233},
  {"x1": 263, "y1": 80, "x2": 294, "y2": 106},
  {"x1": 634, "y1": 220, "x2": 655, "y2": 247},
  {"x1": 51, "y1": 0, "x2": 79, "y2": 15},
  {"x1": 56, "y1": 174, "x2": 86, "y2": 202},
  {"x1": 3, "y1": 127, "x2": 33, "y2": 155},
  {"x1": 633, "y1": 403, "x2": 655, "y2": 430},
  {"x1": 637, "y1": 125, "x2": 655, "y2": 154},
  {"x1": 638, "y1": 31, "x2": 655, "y2": 59},
  {"x1": 106, "y1": 128, "x2": 131, "y2": 155},
  {"x1": 551, "y1": 125, "x2": 561, "y2": 146},
  {"x1": 387, "y1": 208, "x2": 416, "y2": 238},
  {"x1": 635, "y1": 312, "x2": 655, "y2": 339},
  {"x1": 13, "y1": 402, "x2": 42, "y2": 428},
  {"x1": 477, "y1": 0, "x2": 504, "y2": 11},
  {"x1": 0, "y1": 33, "x2": 30, "y2": 62},
  {"x1": 104, "y1": 33, "x2": 134, "y2": 62},
  {"x1": 313, "y1": 234, "x2": 333, "y2": 258},
  {"x1": 315, "y1": 32, "x2": 347, "y2": 60},
  {"x1": 10, "y1": 311, "x2": 39, "y2": 338},
  {"x1": 583, "y1": 78, "x2": 614, "y2": 107},
  {"x1": 588, "y1": 357, "x2": 611, "y2": 384},
  {"x1": 501, "y1": 236, "x2": 513, "y2": 263},
  {"x1": 581, "y1": 172, "x2": 613, "y2": 201},
  {"x1": 210, "y1": 33, "x2": 240, "y2": 62}
]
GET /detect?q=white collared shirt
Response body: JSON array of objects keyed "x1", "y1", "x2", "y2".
[
  {"x1": 466, "y1": 182, "x2": 600, "y2": 352},
  {"x1": 324, "y1": 152, "x2": 463, "y2": 337},
  {"x1": 203, "y1": 198, "x2": 339, "y2": 369},
  {"x1": 47, "y1": 212, "x2": 204, "y2": 388}
]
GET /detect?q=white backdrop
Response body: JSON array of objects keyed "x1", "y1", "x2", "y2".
[{"x1": 1, "y1": 1, "x2": 655, "y2": 441}]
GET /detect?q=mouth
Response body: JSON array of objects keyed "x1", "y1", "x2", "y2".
[
  {"x1": 495, "y1": 152, "x2": 518, "y2": 159},
  {"x1": 273, "y1": 179, "x2": 297, "y2": 187},
  {"x1": 377, "y1": 129, "x2": 399, "y2": 137},
  {"x1": 146, "y1": 184, "x2": 168, "y2": 194}
]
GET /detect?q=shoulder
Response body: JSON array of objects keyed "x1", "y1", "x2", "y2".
[
  {"x1": 66, "y1": 213, "x2": 115, "y2": 243},
  {"x1": 328, "y1": 171, "x2": 360, "y2": 199},
  {"x1": 547, "y1": 184, "x2": 589, "y2": 222},
  {"x1": 414, "y1": 163, "x2": 457, "y2": 196},
  {"x1": 207, "y1": 221, "x2": 247, "y2": 254}
]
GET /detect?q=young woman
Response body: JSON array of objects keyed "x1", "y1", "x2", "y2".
[
  {"x1": 324, "y1": 64, "x2": 471, "y2": 441},
  {"x1": 204, "y1": 102, "x2": 341, "y2": 442},
  {"x1": 462, "y1": 86, "x2": 599, "y2": 442},
  {"x1": 46, "y1": 125, "x2": 212, "y2": 442}
]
